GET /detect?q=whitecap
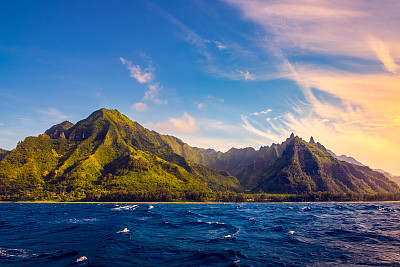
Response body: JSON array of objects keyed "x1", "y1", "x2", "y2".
[
  {"x1": 75, "y1": 256, "x2": 88, "y2": 262},
  {"x1": 286, "y1": 231, "x2": 295, "y2": 235},
  {"x1": 112, "y1": 205, "x2": 138, "y2": 211},
  {"x1": 68, "y1": 218, "x2": 98, "y2": 224},
  {"x1": 0, "y1": 248, "x2": 34, "y2": 259},
  {"x1": 149, "y1": 205, "x2": 154, "y2": 210},
  {"x1": 117, "y1": 228, "x2": 130, "y2": 233},
  {"x1": 224, "y1": 235, "x2": 232, "y2": 238}
]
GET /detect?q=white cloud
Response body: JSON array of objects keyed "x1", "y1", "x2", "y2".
[
  {"x1": 131, "y1": 102, "x2": 148, "y2": 112},
  {"x1": 146, "y1": 112, "x2": 199, "y2": 134},
  {"x1": 260, "y1": 109, "x2": 272, "y2": 114},
  {"x1": 120, "y1": 57, "x2": 154, "y2": 83},
  {"x1": 120, "y1": 57, "x2": 168, "y2": 106},
  {"x1": 215, "y1": 41, "x2": 226, "y2": 50},
  {"x1": 0, "y1": 122, "x2": 4, "y2": 127},
  {"x1": 38, "y1": 108, "x2": 68, "y2": 123},
  {"x1": 237, "y1": 69, "x2": 255, "y2": 80},
  {"x1": 251, "y1": 109, "x2": 273, "y2": 116},
  {"x1": 142, "y1": 83, "x2": 167, "y2": 104}
]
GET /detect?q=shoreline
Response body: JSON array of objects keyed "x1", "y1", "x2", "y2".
[{"x1": 1, "y1": 200, "x2": 400, "y2": 204}]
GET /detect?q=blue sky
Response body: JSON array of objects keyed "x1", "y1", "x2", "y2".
[{"x1": 1, "y1": 0, "x2": 400, "y2": 174}]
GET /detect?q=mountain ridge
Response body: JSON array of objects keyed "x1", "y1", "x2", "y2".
[{"x1": 0, "y1": 108, "x2": 398, "y2": 201}]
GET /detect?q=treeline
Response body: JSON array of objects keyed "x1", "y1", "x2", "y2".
[
  {"x1": 251, "y1": 192, "x2": 400, "y2": 202},
  {"x1": 2, "y1": 189, "x2": 400, "y2": 203},
  {"x1": 85, "y1": 189, "x2": 210, "y2": 202}
]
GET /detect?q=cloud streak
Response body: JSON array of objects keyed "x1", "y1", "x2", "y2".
[
  {"x1": 147, "y1": 112, "x2": 199, "y2": 134},
  {"x1": 38, "y1": 108, "x2": 68, "y2": 123},
  {"x1": 225, "y1": 0, "x2": 400, "y2": 174},
  {"x1": 368, "y1": 35, "x2": 400, "y2": 73}
]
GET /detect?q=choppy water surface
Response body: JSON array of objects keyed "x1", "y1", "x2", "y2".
[{"x1": 1, "y1": 202, "x2": 400, "y2": 266}]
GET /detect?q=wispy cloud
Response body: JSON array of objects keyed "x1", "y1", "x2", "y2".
[
  {"x1": 226, "y1": 0, "x2": 400, "y2": 61},
  {"x1": 208, "y1": 95, "x2": 224, "y2": 102},
  {"x1": 237, "y1": 69, "x2": 255, "y2": 80},
  {"x1": 250, "y1": 109, "x2": 272, "y2": 116},
  {"x1": 143, "y1": 83, "x2": 167, "y2": 104},
  {"x1": 225, "y1": 0, "x2": 400, "y2": 174},
  {"x1": 215, "y1": 41, "x2": 226, "y2": 50},
  {"x1": 120, "y1": 57, "x2": 154, "y2": 83},
  {"x1": 197, "y1": 103, "x2": 206, "y2": 110},
  {"x1": 0, "y1": 122, "x2": 4, "y2": 127},
  {"x1": 146, "y1": 112, "x2": 199, "y2": 134},
  {"x1": 38, "y1": 108, "x2": 68, "y2": 123},
  {"x1": 148, "y1": 2, "x2": 282, "y2": 81},
  {"x1": 148, "y1": 2, "x2": 212, "y2": 61},
  {"x1": 120, "y1": 57, "x2": 167, "y2": 107},
  {"x1": 368, "y1": 35, "x2": 400, "y2": 73},
  {"x1": 131, "y1": 102, "x2": 148, "y2": 112}
]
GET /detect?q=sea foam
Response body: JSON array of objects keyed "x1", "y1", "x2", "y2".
[{"x1": 75, "y1": 256, "x2": 87, "y2": 262}]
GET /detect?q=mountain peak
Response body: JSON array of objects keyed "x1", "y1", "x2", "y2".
[
  {"x1": 45, "y1": 120, "x2": 74, "y2": 138},
  {"x1": 290, "y1": 133, "x2": 295, "y2": 139},
  {"x1": 87, "y1": 108, "x2": 122, "y2": 119},
  {"x1": 309, "y1": 136, "x2": 315, "y2": 143}
]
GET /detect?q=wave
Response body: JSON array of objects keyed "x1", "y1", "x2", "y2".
[
  {"x1": 75, "y1": 256, "x2": 87, "y2": 263},
  {"x1": 33, "y1": 250, "x2": 80, "y2": 260},
  {"x1": 68, "y1": 218, "x2": 98, "y2": 224},
  {"x1": 111, "y1": 205, "x2": 138, "y2": 211},
  {"x1": 117, "y1": 228, "x2": 130, "y2": 233},
  {"x1": 0, "y1": 248, "x2": 35, "y2": 259}
]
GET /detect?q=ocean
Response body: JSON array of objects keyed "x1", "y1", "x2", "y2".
[{"x1": 1, "y1": 202, "x2": 400, "y2": 266}]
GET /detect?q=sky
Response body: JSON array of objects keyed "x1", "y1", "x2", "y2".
[{"x1": 1, "y1": 0, "x2": 399, "y2": 175}]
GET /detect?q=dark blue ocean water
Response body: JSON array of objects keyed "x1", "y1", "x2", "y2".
[{"x1": 1, "y1": 203, "x2": 400, "y2": 266}]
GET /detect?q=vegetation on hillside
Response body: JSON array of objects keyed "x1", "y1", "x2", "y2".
[{"x1": 0, "y1": 108, "x2": 398, "y2": 202}]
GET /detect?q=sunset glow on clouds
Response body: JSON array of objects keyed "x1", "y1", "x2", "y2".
[
  {"x1": 223, "y1": 0, "x2": 400, "y2": 174},
  {"x1": 1, "y1": 1, "x2": 399, "y2": 174}
]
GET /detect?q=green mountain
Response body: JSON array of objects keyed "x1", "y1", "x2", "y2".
[
  {"x1": 0, "y1": 109, "x2": 241, "y2": 201},
  {"x1": 0, "y1": 108, "x2": 398, "y2": 201},
  {"x1": 197, "y1": 135, "x2": 399, "y2": 194}
]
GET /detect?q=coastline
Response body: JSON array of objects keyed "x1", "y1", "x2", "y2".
[{"x1": 2, "y1": 200, "x2": 400, "y2": 204}]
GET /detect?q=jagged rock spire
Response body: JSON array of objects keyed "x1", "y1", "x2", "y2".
[
  {"x1": 290, "y1": 133, "x2": 295, "y2": 139},
  {"x1": 309, "y1": 136, "x2": 315, "y2": 143}
]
